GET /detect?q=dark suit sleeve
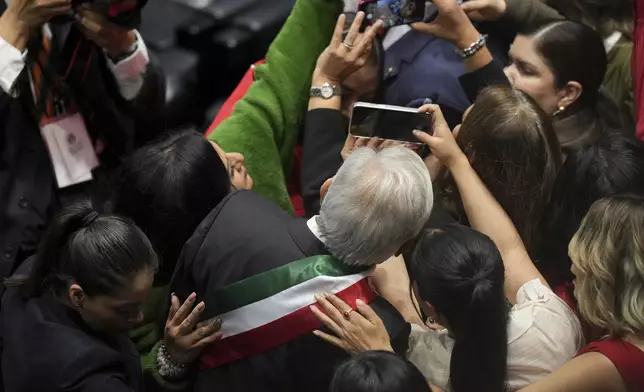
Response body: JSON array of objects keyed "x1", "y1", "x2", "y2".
[
  {"x1": 368, "y1": 297, "x2": 411, "y2": 355},
  {"x1": 102, "y1": 49, "x2": 166, "y2": 146},
  {"x1": 121, "y1": 54, "x2": 166, "y2": 125},
  {"x1": 300, "y1": 109, "x2": 347, "y2": 217},
  {"x1": 458, "y1": 60, "x2": 511, "y2": 103}
]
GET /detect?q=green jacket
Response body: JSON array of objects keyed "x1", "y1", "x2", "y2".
[
  {"x1": 132, "y1": 0, "x2": 343, "y2": 389},
  {"x1": 208, "y1": 0, "x2": 342, "y2": 212}
]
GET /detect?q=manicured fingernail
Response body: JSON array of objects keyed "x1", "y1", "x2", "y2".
[
  {"x1": 312, "y1": 330, "x2": 320, "y2": 336},
  {"x1": 413, "y1": 130, "x2": 421, "y2": 136},
  {"x1": 171, "y1": 292, "x2": 176, "y2": 298},
  {"x1": 356, "y1": 299, "x2": 365, "y2": 306},
  {"x1": 212, "y1": 318, "x2": 222, "y2": 329},
  {"x1": 197, "y1": 301, "x2": 205, "y2": 310},
  {"x1": 309, "y1": 305, "x2": 317, "y2": 312},
  {"x1": 314, "y1": 294, "x2": 322, "y2": 301}
]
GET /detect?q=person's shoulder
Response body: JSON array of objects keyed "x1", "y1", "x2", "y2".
[{"x1": 509, "y1": 279, "x2": 582, "y2": 347}]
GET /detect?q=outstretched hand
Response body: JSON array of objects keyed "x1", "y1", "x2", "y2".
[
  {"x1": 309, "y1": 293, "x2": 393, "y2": 353},
  {"x1": 163, "y1": 292, "x2": 223, "y2": 365},
  {"x1": 410, "y1": 0, "x2": 480, "y2": 48},
  {"x1": 460, "y1": 0, "x2": 507, "y2": 21},
  {"x1": 314, "y1": 12, "x2": 384, "y2": 84},
  {"x1": 414, "y1": 104, "x2": 466, "y2": 168}
]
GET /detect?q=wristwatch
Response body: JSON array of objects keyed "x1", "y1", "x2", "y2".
[{"x1": 310, "y1": 82, "x2": 341, "y2": 99}]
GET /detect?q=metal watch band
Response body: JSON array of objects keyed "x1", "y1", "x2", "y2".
[
  {"x1": 456, "y1": 34, "x2": 488, "y2": 59},
  {"x1": 310, "y1": 82, "x2": 341, "y2": 99}
]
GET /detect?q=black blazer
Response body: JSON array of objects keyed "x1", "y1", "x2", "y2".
[
  {"x1": 0, "y1": 22, "x2": 165, "y2": 287},
  {"x1": 0, "y1": 260, "x2": 143, "y2": 392},
  {"x1": 458, "y1": 60, "x2": 511, "y2": 103},
  {"x1": 169, "y1": 190, "x2": 410, "y2": 392}
]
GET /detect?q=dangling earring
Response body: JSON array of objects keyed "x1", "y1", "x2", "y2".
[{"x1": 553, "y1": 106, "x2": 565, "y2": 117}]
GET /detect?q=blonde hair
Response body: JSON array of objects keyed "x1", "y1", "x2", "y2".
[{"x1": 569, "y1": 195, "x2": 644, "y2": 337}]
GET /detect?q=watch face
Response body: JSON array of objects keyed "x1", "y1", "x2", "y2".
[{"x1": 320, "y1": 85, "x2": 334, "y2": 99}]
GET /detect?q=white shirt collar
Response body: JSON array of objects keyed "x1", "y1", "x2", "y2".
[
  {"x1": 604, "y1": 31, "x2": 622, "y2": 53},
  {"x1": 306, "y1": 215, "x2": 323, "y2": 243},
  {"x1": 383, "y1": 25, "x2": 412, "y2": 50}
]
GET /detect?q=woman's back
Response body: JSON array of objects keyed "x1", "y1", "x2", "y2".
[{"x1": 407, "y1": 278, "x2": 582, "y2": 391}]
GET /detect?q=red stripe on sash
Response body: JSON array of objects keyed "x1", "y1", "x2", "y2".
[{"x1": 200, "y1": 278, "x2": 376, "y2": 368}]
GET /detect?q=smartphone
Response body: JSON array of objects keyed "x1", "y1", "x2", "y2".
[
  {"x1": 359, "y1": 0, "x2": 426, "y2": 28},
  {"x1": 349, "y1": 102, "x2": 432, "y2": 152}
]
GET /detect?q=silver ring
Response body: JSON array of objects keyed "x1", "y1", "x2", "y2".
[{"x1": 342, "y1": 41, "x2": 354, "y2": 50}]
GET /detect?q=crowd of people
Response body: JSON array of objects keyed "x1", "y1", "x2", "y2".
[{"x1": 1, "y1": 0, "x2": 644, "y2": 390}]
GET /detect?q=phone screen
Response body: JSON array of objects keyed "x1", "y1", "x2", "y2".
[
  {"x1": 349, "y1": 104, "x2": 432, "y2": 146},
  {"x1": 359, "y1": 0, "x2": 426, "y2": 28}
]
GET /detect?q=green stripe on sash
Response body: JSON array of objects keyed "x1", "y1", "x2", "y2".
[{"x1": 208, "y1": 255, "x2": 362, "y2": 315}]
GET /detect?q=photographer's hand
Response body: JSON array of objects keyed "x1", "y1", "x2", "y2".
[
  {"x1": 313, "y1": 12, "x2": 383, "y2": 85},
  {"x1": 74, "y1": 5, "x2": 136, "y2": 59},
  {"x1": 0, "y1": 0, "x2": 71, "y2": 51}
]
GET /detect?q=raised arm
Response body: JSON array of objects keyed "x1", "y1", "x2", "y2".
[
  {"x1": 209, "y1": 0, "x2": 343, "y2": 212},
  {"x1": 301, "y1": 12, "x2": 383, "y2": 216},
  {"x1": 410, "y1": 0, "x2": 509, "y2": 102},
  {"x1": 415, "y1": 105, "x2": 548, "y2": 304}
]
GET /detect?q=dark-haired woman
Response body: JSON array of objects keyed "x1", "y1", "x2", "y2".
[
  {"x1": 414, "y1": 0, "x2": 621, "y2": 155},
  {"x1": 112, "y1": 130, "x2": 244, "y2": 379},
  {"x1": 330, "y1": 351, "x2": 434, "y2": 392},
  {"x1": 310, "y1": 106, "x2": 582, "y2": 391},
  {"x1": 0, "y1": 201, "x2": 221, "y2": 391},
  {"x1": 537, "y1": 129, "x2": 644, "y2": 289},
  {"x1": 461, "y1": 0, "x2": 635, "y2": 131}
]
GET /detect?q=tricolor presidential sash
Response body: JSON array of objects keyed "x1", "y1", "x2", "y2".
[{"x1": 200, "y1": 255, "x2": 376, "y2": 368}]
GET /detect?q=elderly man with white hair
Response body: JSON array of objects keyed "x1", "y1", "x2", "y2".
[{"x1": 166, "y1": 146, "x2": 433, "y2": 392}]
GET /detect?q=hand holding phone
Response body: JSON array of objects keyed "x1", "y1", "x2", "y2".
[
  {"x1": 409, "y1": 0, "x2": 479, "y2": 47},
  {"x1": 359, "y1": 0, "x2": 425, "y2": 28}
]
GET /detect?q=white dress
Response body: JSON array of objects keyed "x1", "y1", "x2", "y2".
[{"x1": 406, "y1": 279, "x2": 584, "y2": 391}]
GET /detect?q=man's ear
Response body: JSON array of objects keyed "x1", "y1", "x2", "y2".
[{"x1": 320, "y1": 178, "x2": 334, "y2": 203}]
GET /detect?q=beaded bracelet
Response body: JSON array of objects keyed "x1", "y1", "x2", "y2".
[{"x1": 157, "y1": 342, "x2": 189, "y2": 380}]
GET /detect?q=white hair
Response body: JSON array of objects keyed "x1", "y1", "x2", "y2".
[{"x1": 317, "y1": 147, "x2": 433, "y2": 267}]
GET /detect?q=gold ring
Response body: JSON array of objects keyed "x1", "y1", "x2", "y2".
[{"x1": 342, "y1": 308, "x2": 354, "y2": 320}]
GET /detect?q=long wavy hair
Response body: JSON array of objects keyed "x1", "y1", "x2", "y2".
[
  {"x1": 569, "y1": 194, "x2": 644, "y2": 338},
  {"x1": 435, "y1": 86, "x2": 562, "y2": 256}
]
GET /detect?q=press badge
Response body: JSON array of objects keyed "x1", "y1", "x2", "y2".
[{"x1": 40, "y1": 114, "x2": 99, "y2": 188}]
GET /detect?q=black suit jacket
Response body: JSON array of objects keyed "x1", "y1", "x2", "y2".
[
  {"x1": 0, "y1": 260, "x2": 143, "y2": 392},
  {"x1": 0, "y1": 22, "x2": 165, "y2": 284},
  {"x1": 169, "y1": 190, "x2": 410, "y2": 392}
]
